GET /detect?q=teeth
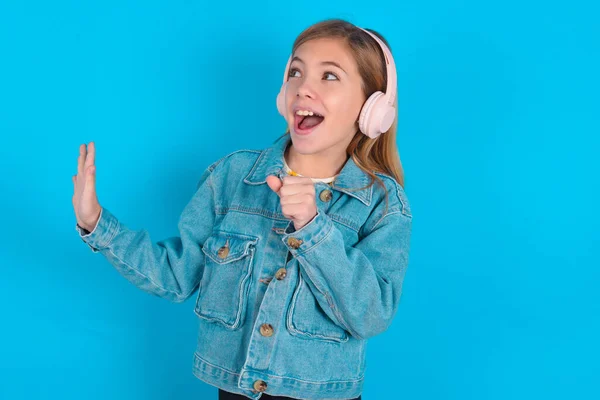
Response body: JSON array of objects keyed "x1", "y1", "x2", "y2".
[{"x1": 296, "y1": 110, "x2": 315, "y2": 116}]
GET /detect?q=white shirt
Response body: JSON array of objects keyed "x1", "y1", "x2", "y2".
[{"x1": 282, "y1": 156, "x2": 338, "y2": 184}]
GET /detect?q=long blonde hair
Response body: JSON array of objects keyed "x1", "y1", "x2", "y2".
[{"x1": 276, "y1": 19, "x2": 406, "y2": 214}]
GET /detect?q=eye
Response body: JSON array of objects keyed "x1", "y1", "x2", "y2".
[
  {"x1": 288, "y1": 67, "x2": 301, "y2": 78},
  {"x1": 288, "y1": 67, "x2": 338, "y2": 81},
  {"x1": 324, "y1": 71, "x2": 339, "y2": 81}
]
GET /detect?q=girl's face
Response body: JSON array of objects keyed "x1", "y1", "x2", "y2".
[{"x1": 284, "y1": 37, "x2": 365, "y2": 154}]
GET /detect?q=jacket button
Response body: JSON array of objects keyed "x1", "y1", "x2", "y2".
[
  {"x1": 260, "y1": 323, "x2": 274, "y2": 337},
  {"x1": 217, "y1": 245, "x2": 229, "y2": 258},
  {"x1": 253, "y1": 380, "x2": 268, "y2": 392},
  {"x1": 319, "y1": 189, "x2": 332, "y2": 202},
  {"x1": 287, "y1": 237, "x2": 303, "y2": 249},
  {"x1": 275, "y1": 268, "x2": 287, "y2": 280}
]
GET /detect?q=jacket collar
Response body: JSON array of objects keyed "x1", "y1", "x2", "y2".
[{"x1": 244, "y1": 134, "x2": 373, "y2": 206}]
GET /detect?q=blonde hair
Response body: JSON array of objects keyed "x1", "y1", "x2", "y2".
[{"x1": 276, "y1": 19, "x2": 406, "y2": 215}]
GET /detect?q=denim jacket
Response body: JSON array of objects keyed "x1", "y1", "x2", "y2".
[{"x1": 76, "y1": 134, "x2": 412, "y2": 399}]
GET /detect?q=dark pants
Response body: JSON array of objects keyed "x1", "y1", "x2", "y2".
[{"x1": 218, "y1": 388, "x2": 362, "y2": 400}]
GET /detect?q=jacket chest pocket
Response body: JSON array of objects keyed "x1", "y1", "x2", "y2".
[
  {"x1": 194, "y1": 231, "x2": 259, "y2": 330},
  {"x1": 285, "y1": 272, "x2": 349, "y2": 343}
]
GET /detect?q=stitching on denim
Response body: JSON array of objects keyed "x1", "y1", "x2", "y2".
[
  {"x1": 397, "y1": 186, "x2": 412, "y2": 218},
  {"x1": 286, "y1": 273, "x2": 349, "y2": 343},
  {"x1": 100, "y1": 215, "x2": 120, "y2": 249},
  {"x1": 373, "y1": 172, "x2": 411, "y2": 218},
  {"x1": 326, "y1": 213, "x2": 359, "y2": 232},
  {"x1": 369, "y1": 210, "x2": 407, "y2": 233},
  {"x1": 326, "y1": 290, "x2": 364, "y2": 340},
  {"x1": 202, "y1": 240, "x2": 254, "y2": 265},
  {"x1": 215, "y1": 207, "x2": 361, "y2": 232},
  {"x1": 243, "y1": 149, "x2": 268, "y2": 182},
  {"x1": 179, "y1": 284, "x2": 199, "y2": 302},
  {"x1": 209, "y1": 149, "x2": 261, "y2": 172},
  {"x1": 193, "y1": 352, "x2": 241, "y2": 376},
  {"x1": 194, "y1": 352, "x2": 365, "y2": 388},
  {"x1": 293, "y1": 261, "x2": 331, "y2": 316},
  {"x1": 195, "y1": 350, "x2": 366, "y2": 384},
  {"x1": 195, "y1": 237, "x2": 256, "y2": 327},
  {"x1": 295, "y1": 217, "x2": 334, "y2": 256},
  {"x1": 296, "y1": 227, "x2": 365, "y2": 340},
  {"x1": 194, "y1": 308, "x2": 236, "y2": 328},
  {"x1": 287, "y1": 323, "x2": 348, "y2": 343},
  {"x1": 107, "y1": 247, "x2": 183, "y2": 300},
  {"x1": 216, "y1": 206, "x2": 288, "y2": 220},
  {"x1": 207, "y1": 168, "x2": 216, "y2": 213},
  {"x1": 258, "y1": 366, "x2": 365, "y2": 384}
]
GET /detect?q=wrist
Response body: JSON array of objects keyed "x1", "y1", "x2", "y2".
[
  {"x1": 79, "y1": 209, "x2": 101, "y2": 234},
  {"x1": 77, "y1": 223, "x2": 91, "y2": 235}
]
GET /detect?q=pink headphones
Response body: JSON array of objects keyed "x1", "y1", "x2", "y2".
[{"x1": 276, "y1": 27, "x2": 397, "y2": 139}]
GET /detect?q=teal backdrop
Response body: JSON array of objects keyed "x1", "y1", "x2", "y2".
[{"x1": 1, "y1": 0, "x2": 598, "y2": 399}]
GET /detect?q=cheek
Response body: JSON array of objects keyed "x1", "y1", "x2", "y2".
[
  {"x1": 285, "y1": 82, "x2": 298, "y2": 104},
  {"x1": 283, "y1": 83, "x2": 298, "y2": 122},
  {"x1": 326, "y1": 96, "x2": 362, "y2": 125}
]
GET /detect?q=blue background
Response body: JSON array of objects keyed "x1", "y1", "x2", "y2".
[{"x1": 1, "y1": 0, "x2": 598, "y2": 399}]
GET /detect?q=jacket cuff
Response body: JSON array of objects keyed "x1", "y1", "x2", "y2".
[
  {"x1": 75, "y1": 207, "x2": 119, "y2": 253},
  {"x1": 281, "y1": 209, "x2": 333, "y2": 255}
]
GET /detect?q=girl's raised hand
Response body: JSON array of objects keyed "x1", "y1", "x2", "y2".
[
  {"x1": 72, "y1": 142, "x2": 102, "y2": 232},
  {"x1": 266, "y1": 174, "x2": 318, "y2": 231}
]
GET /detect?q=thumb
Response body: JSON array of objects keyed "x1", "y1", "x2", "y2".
[{"x1": 266, "y1": 175, "x2": 283, "y2": 197}]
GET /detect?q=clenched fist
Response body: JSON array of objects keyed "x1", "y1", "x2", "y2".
[{"x1": 266, "y1": 175, "x2": 318, "y2": 231}]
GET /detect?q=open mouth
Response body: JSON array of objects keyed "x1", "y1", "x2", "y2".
[{"x1": 294, "y1": 111, "x2": 325, "y2": 133}]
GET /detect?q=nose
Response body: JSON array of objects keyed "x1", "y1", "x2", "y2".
[{"x1": 295, "y1": 79, "x2": 316, "y2": 99}]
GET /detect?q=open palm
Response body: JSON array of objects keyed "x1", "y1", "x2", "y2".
[{"x1": 72, "y1": 142, "x2": 102, "y2": 232}]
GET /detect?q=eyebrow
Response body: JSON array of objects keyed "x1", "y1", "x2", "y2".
[{"x1": 291, "y1": 56, "x2": 347, "y2": 74}]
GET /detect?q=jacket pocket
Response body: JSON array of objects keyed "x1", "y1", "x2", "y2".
[
  {"x1": 194, "y1": 231, "x2": 259, "y2": 330},
  {"x1": 285, "y1": 271, "x2": 349, "y2": 343}
]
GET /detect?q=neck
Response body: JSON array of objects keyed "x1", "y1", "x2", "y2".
[{"x1": 284, "y1": 140, "x2": 348, "y2": 179}]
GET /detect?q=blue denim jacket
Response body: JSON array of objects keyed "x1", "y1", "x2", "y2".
[{"x1": 76, "y1": 134, "x2": 412, "y2": 399}]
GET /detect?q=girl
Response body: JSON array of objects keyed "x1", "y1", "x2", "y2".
[{"x1": 72, "y1": 19, "x2": 412, "y2": 400}]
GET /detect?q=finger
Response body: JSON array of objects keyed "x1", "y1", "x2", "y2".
[
  {"x1": 279, "y1": 180, "x2": 305, "y2": 196},
  {"x1": 280, "y1": 182, "x2": 314, "y2": 197},
  {"x1": 281, "y1": 202, "x2": 301, "y2": 218},
  {"x1": 280, "y1": 192, "x2": 310, "y2": 206},
  {"x1": 84, "y1": 141, "x2": 96, "y2": 171},
  {"x1": 281, "y1": 176, "x2": 314, "y2": 190},
  {"x1": 86, "y1": 165, "x2": 96, "y2": 188},
  {"x1": 77, "y1": 144, "x2": 86, "y2": 176},
  {"x1": 282, "y1": 175, "x2": 314, "y2": 185}
]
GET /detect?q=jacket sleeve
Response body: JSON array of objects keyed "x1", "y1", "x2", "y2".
[
  {"x1": 75, "y1": 165, "x2": 218, "y2": 303},
  {"x1": 281, "y1": 204, "x2": 412, "y2": 340}
]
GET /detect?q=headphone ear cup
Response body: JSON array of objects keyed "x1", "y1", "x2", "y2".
[
  {"x1": 359, "y1": 91, "x2": 395, "y2": 139},
  {"x1": 371, "y1": 95, "x2": 396, "y2": 136},
  {"x1": 358, "y1": 91, "x2": 383, "y2": 138},
  {"x1": 276, "y1": 83, "x2": 287, "y2": 117}
]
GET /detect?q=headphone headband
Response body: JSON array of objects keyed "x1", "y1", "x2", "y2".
[{"x1": 357, "y1": 27, "x2": 397, "y2": 106}]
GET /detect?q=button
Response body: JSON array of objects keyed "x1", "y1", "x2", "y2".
[
  {"x1": 287, "y1": 237, "x2": 303, "y2": 249},
  {"x1": 260, "y1": 323, "x2": 274, "y2": 337},
  {"x1": 217, "y1": 239, "x2": 230, "y2": 258},
  {"x1": 275, "y1": 268, "x2": 287, "y2": 280},
  {"x1": 217, "y1": 246, "x2": 229, "y2": 258},
  {"x1": 319, "y1": 189, "x2": 332, "y2": 202},
  {"x1": 253, "y1": 380, "x2": 268, "y2": 392}
]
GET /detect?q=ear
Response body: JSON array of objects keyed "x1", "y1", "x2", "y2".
[{"x1": 266, "y1": 175, "x2": 283, "y2": 197}]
